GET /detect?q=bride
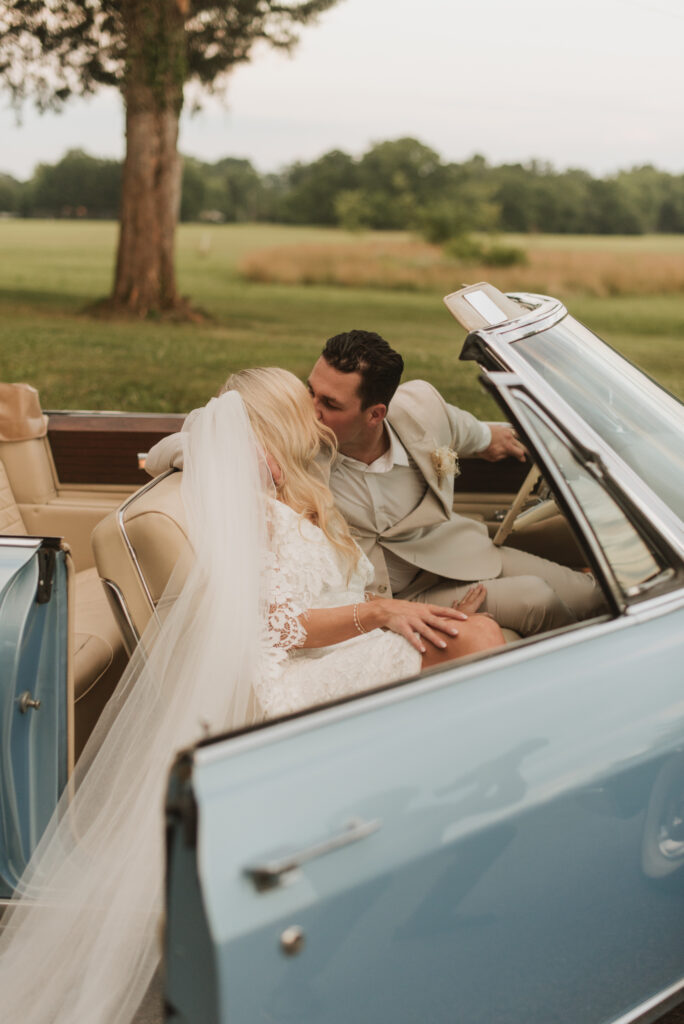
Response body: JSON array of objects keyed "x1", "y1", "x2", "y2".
[
  {"x1": 228, "y1": 367, "x2": 504, "y2": 718},
  {"x1": 0, "y1": 367, "x2": 503, "y2": 1023}
]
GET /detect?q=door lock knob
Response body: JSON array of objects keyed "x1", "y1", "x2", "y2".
[
  {"x1": 280, "y1": 926, "x2": 305, "y2": 957},
  {"x1": 18, "y1": 691, "x2": 41, "y2": 713}
]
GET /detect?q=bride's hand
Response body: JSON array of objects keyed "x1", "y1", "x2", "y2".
[{"x1": 369, "y1": 599, "x2": 468, "y2": 654}]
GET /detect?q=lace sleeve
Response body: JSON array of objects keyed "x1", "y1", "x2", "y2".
[
  {"x1": 259, "y1": 503, "x2": 328, "y2": 681},
  {"x1": 257, "y1": 559, "x2": 309, "y2": 709},
  {"x1": 266, "y1": 558, "x2": 308, "y2": 653},
  {"x1": 258, "y1": 500, "x2": 368, "y2": 703}
]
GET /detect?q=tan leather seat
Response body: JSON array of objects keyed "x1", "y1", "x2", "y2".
[
  {"x1": 0, "y1": 455, "x2": 127, "y2": 758},
  {"x1": 0, "y1": 461, "x2": 26, "y2": 534},
  {"x1": 91, "y1": 472, "x2": 193, "y2": 652},
  {"x1": 72, "y1": 566, "x2": 128, "y2": 752},
  {"x1": 92, "y1": 472, "x2": 277, "y2": 726}
]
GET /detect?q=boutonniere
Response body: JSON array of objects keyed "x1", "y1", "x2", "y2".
[{"x1": 431, "y1": 445, "x2": 459, "y2": 485}]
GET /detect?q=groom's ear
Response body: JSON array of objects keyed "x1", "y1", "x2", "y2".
[{"x1": 366, "y1": 403, "x2": 387, "y2": 426}]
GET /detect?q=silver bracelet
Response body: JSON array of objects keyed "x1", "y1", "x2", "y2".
[{"x1": 353, "y1": 603, "x2": 367, "y2": 634}]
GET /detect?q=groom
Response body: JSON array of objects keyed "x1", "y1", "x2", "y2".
[{"x1": 145, "y1": 330, "x2": 604, "y2": 635}]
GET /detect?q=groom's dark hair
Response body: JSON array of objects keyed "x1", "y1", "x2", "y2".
[{"x1": 321, "y1": 330, "x2": 404, "y2": 409}]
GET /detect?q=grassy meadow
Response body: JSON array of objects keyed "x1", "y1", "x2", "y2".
[{"x1": 0, "y1": 219, "x2": 683, "y2": 419}]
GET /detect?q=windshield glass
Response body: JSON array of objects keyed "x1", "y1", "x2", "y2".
[
  {"x1": 513, "y1": 316, "x2": 684, "y2": 520},
  {"x1": 511, "y1": 400, "x2": 664, "y2": 595}
]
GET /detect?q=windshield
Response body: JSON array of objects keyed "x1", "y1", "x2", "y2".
[
  {"x1": 511, "y1": 399, "x2": 664, "y2": 595},
  {"x1": 513, "y1": 316, "x2": 684, "y2": 520}
]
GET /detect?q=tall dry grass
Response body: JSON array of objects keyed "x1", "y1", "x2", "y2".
[{"x1": 239, "y1": 238, "x2": 684, "y2": 297}]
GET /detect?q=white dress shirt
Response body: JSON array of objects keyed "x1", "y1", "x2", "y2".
[{"x1": 332, "y1": 424, "x2": 428, "y2": 594}]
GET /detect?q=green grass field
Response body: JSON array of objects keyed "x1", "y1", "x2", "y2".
[{"x1": 0, "y1": 220, "x2": 682, "y2": 418}]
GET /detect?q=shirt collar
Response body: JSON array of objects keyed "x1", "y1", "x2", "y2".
[{"x1": 336, "y1": 422, "x2": 409, "y2": 473}]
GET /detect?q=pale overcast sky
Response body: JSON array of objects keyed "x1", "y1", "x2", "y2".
[{"x1": 2, "y1": 0, "x2": 683, "y2": 180}]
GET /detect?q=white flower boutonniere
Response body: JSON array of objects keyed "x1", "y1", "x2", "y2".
[{"x1": 431, "y1": 445, "x2": 459, "y2": 485}]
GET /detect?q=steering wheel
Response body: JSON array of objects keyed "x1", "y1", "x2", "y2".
[{"x1": 492, "y1": 465, "x2": 543, "y2": 547}]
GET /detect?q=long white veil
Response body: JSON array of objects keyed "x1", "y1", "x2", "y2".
[{"x1": 0, "y1": 391, "x2": 270, "y2": 1022}]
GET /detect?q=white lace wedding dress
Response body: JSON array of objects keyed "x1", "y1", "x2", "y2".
[{"x1": 257, "y1": 500, "x2": 421, "y2": 717}]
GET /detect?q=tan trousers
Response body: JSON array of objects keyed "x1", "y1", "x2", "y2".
[{"x1": 399, "y1": 546, "x2": 607, "y2": 637}]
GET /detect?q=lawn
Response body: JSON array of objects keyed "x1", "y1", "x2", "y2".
[{"x1": 0, "y1": 220, "x2": 682, "y2": 418}]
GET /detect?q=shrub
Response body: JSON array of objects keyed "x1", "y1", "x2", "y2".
[
  {"x1": 444, "y1": 234, "x2": 486, "y2": 261},
  {"x1": 481, "y1": 243, "x2": 528, "y2": 267},
  {"x1": 445, "y1": 234, "x2": 526, "y2": 267}
]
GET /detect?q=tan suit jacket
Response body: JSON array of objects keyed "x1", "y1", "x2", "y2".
[{"x1": 329, "y1": 380, "x2": 501, "y2": 593}]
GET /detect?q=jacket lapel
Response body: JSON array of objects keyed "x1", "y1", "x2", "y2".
[{"x1": 386, "y1": 402, "x2": 454, "y2": 520}]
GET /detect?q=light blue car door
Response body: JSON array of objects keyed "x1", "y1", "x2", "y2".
[
  {"x1": 165, "y1": 387, "x2": 684, "y2": 1024},
  {"x1": 166, "y1": 618, "x2": 684, "y2": 1024},
  {"x1": 0, "y1": 537, "x2": 70, "y2": 899}
]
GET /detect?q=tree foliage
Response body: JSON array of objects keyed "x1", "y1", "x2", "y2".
[
  {"x1": 31, "y1": 149, "x2": 121, "y2": 217},
  {"x1": 0, "y1": 0, "x2": 339, "y2": 110},
  {"x1": 279, "y1": 149, "x2": 358, "y2": 225},
  {"x1": 0, "y1": 172, "x2": 23, "y2": 214},
  {"x1": 0, "y1": 0, "x2": 341, "y2": 315},
  {"x1": 7, "y1": 141, "x2": 684, "y2": 238}
]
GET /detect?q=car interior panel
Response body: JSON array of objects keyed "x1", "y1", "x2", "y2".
[{"x1": 46, "y1": 410, "x2": 185, "y2": 487}]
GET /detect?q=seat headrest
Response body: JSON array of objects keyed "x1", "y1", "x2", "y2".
[{"x1": 0, "y1": 383, "x2": 48, "y2": 442}]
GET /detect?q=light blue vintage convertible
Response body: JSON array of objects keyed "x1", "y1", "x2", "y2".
[{"x1": 1, "y1": 284, "x2": 683, "y2": 1023}]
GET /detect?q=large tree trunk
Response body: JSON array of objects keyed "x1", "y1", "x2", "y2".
[
  {"x1": 113, "y1": 105, "x2": 182, "y2": 314},
  {"x1": 109, "y1": 0, "x2": 188, "y2": 317}
]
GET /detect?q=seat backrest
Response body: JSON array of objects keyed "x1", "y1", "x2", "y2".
[
  {"x1": 93, "y1": 468, "x2": 265, "y2": 724},
  {"x1": 0, "y1": 383, "x2": 57, "y2": 508},
  {"x1": 0, "y1": 460, "x2": 27, "y2": 535},
  {"x1": 91, "y1": 471, "x2": 193, "y2": 654}
]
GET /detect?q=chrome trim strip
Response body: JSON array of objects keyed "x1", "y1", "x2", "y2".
[
  {"x1": 0, "y1": 536, "x2": 42, "y2": 550},
  {"x1": 114, "y1": 469, "x2": 176, "y2": 625},
  {"x1": 495, "y1": 296, "x2": 566, "y2": 342},
  {"x1": 609, "y1": 977, "x2": 684, "y2": 1024},
  {"x1": 44, "y1": 409, "x2": 184, "y2": 419},
  {"x1": 461, "y1": 294, "x2": 567, "y2": 346},
  {"x1": 101, "y1": 578, "x2": 140, "y2": 656},
  {"x1": 625, "y1": 586, "x2": 684, "y2": 620}
]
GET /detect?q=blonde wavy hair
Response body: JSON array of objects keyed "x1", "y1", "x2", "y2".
[{"x1": 220, "y1": 367, "x2": 361, "y2": 573}]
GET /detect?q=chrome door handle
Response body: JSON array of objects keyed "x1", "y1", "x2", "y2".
[{"x1": 245, "y1": 817, "x2": 382, "y2": 892}]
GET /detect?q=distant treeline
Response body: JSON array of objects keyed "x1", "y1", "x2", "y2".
[{"x1": 3, "y1": 138, "x2": 684, "y2": 234}]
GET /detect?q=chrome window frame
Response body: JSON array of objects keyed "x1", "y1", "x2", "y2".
[
  {"x1": 461, "y1": 300, "x2": 684, "y2": 563},
  {"x1": 98, "y1": 469, "x2": 177, "y2": 653},
  {"x1": 483, "y1": 377, "x2": 683, "y2": 612}
]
